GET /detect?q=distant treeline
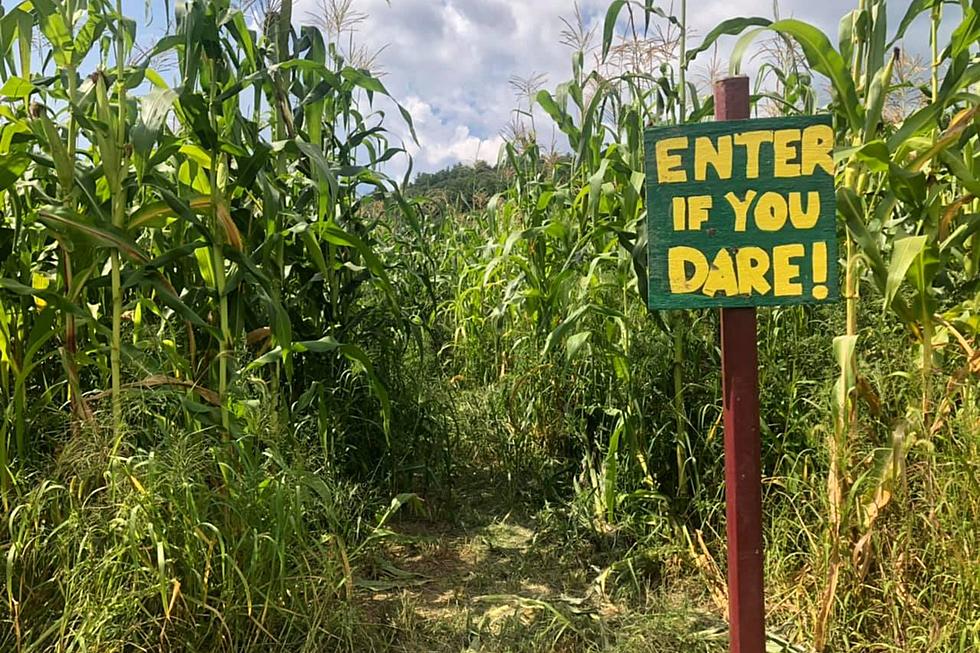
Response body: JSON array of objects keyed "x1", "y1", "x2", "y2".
[
  {"x1": 408, "y1": 156, "x2": 573, "y2": 210},
  {"x1": 407, "y1": 161, "x2": 509, "y2": 210}
]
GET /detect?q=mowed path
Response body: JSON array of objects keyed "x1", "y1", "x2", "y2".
[{"x1": 354, "y1": 499, "x2": 732, "y2": 652}]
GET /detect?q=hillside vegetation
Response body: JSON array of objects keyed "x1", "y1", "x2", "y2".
[{"x1": 0, "y1": 0, "x2": 977, "y2": 651}]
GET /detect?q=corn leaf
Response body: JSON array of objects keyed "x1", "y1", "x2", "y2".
[
  {"x1": 686, "y1": 17, "x2": 771, "y2": 64},
  {"x1": 884, "y1": 236, "x2": 928, "y2": 314},
  {"x1": 0, "y1": 151, "x2": 30, "y2": 191},
  {"x1": 770, "y1": 19, "x2": 864, "y2": 132}
]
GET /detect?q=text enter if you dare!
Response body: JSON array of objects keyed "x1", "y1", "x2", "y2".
[{"x1": 645, "y1": 115, "x2": 838, "y2": 309}]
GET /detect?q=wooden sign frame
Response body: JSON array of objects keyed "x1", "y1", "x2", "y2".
[{"x1": 645, "y1": 114, "x2": 837, "y2": 310}]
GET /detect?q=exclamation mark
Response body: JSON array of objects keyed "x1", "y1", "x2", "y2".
[{"x1": 812, "y1": 242, "x2": 828, "y2": 300}]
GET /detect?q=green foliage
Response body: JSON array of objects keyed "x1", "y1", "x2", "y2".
[
  {"x1": 3, "y1": 422, "x2": 377, "y2": 651},
  {"x1": 434, "y1": 0, "x2": 979, "y2": 650},
  {"x1": 0, "y1": 0, "x2": 978, "y2": 651},
  {"x1": 0, "y1": 0, "x2": 444, "y2": 648},
  {"x1": 407, "y1": 161, "x2": 510, "y2": 211}
]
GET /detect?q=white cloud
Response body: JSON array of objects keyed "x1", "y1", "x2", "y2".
[
  {"x1": 427, "y1": 126, "x2": 506, "y2": 167},
  {"x1": 290, "y1": 0, "x2": 937, "y2": 180},
  {"x1": 398, "y1": 95, "x2": 505, "y2": 168},
  {"x1": 294, "y1": 0, "x2": 613, "y2": 177}
]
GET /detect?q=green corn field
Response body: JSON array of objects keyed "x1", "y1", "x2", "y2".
[{"x1": 0, "y1": 0, "x2": 977, "y2": 651}]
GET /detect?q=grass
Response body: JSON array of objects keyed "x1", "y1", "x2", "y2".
[
  {"x1": 1, "y1": 304, "x2": 976, "y2": 651},
  {"x1": 1, "y1": 0, "x2": 978, "y2": 650},
  {"x1": 354, "y1": 459, "x2": 734, "y2": 653},
  {"x1": 2, "y1": 407, "x2": 380, "y2": 651}
]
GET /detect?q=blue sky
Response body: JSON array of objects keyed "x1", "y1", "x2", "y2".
[{"x1": 122, "y1": 0, "x2": 942, "y2": 178}]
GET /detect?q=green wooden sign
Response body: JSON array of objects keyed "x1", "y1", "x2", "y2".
[{"x1": 645, "y1": 115, "x2": 838, "y2": 309}]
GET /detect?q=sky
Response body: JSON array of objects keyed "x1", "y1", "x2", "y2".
[
  {"x1": 283, "y1": 0, "x2": 939, "y2": 179},
  {"x1": 124, "y1": 0, "x2": 942, "y2": 179}
]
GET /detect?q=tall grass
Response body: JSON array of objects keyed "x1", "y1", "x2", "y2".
[
  {"x1": 433, "y1": 0, "x2": 979, "y2": 649},
  {"x1": 0, "y1": 0, "x2": 436, "y2": 648},
  {"x1": 0, "y1": 0, "x2": 977, "y2": 651}
]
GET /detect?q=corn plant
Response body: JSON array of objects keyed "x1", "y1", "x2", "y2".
[
  {"x1": 711, "y1": 2, "x2": 979, "y2": 645},
  {"x1": 0, "y1": 0, "x2": 429, "y2": 645},
  {"x1": 0, "y1": 0, "x2": 977, "y2": 649},
  {"x1": 438, "y1": 0, "x2": 977, "y2": 647}
]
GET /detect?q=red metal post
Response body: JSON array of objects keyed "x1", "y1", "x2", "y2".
[{"x1": 715, "y1": 76, "x2": 765, "y2": 653}]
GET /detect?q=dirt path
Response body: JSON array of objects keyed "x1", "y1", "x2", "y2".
[
  {"x1": 359, "y1": 516, "x2": 587, "y2": 651},
  {"x1": 355, "y1": 505, "x2": 731, "y2": 653}
]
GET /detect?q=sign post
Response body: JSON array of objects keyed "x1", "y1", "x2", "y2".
[
  {"x1": 643, "y1": 76, "x2": 837, "y2": 653},
  {"x1": 717, "y1": 76, "x2": 765, "y2": 653}
]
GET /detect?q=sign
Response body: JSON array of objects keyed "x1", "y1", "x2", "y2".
[{"x1": 645, "y1": 115, "x2": 837, "y2": 309}]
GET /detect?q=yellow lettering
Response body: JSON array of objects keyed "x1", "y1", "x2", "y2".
[
  {"x1": 788, "y1": 191, "x2": 820, "y2": 229},
  {"x1": 673, "y1": 196, "x2": 713, "y2": 231},
  {"x1": 812, "y1": 242, "x2": 829, "y2": 300},
  {"x1": 668, "y1": 246, "x2": 709, "y2": 293},
  {"x1": 672, "y1": 197, "x2": 686, "y2": 231},
  {"x1": 773, "y1": 244, "x2": 805, "y2": 296},
  {"x1": 702, "y1": 249, "x2": 739, "y2": 297},
  {"x1": 734, "y1": 130, "x2": 773, "y2": 179},
  {"x1": 773, "y1": 129, "x2": 801, "y2": 177},
  {"x1": 801, "y1": 125, "x2": 834, "y2": 175},
  {"x1": 688, "y1": 195, "x2": 712, "y2": 231},
  {"x1": 656, "y1": 137, "x2": 688, "y2": 183},
  {"x1": 754, "y1": 192, "x2": 788, "y2": 231},
  {"x1": 724, "y1": 190, "x2": 757, "y2": 232},
  {"x1": 694, "y1": 135, "x2": 733, "y2": 181},
  {"x1": 736, "y1": 247, "x2": 771, "y2": 295}
]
